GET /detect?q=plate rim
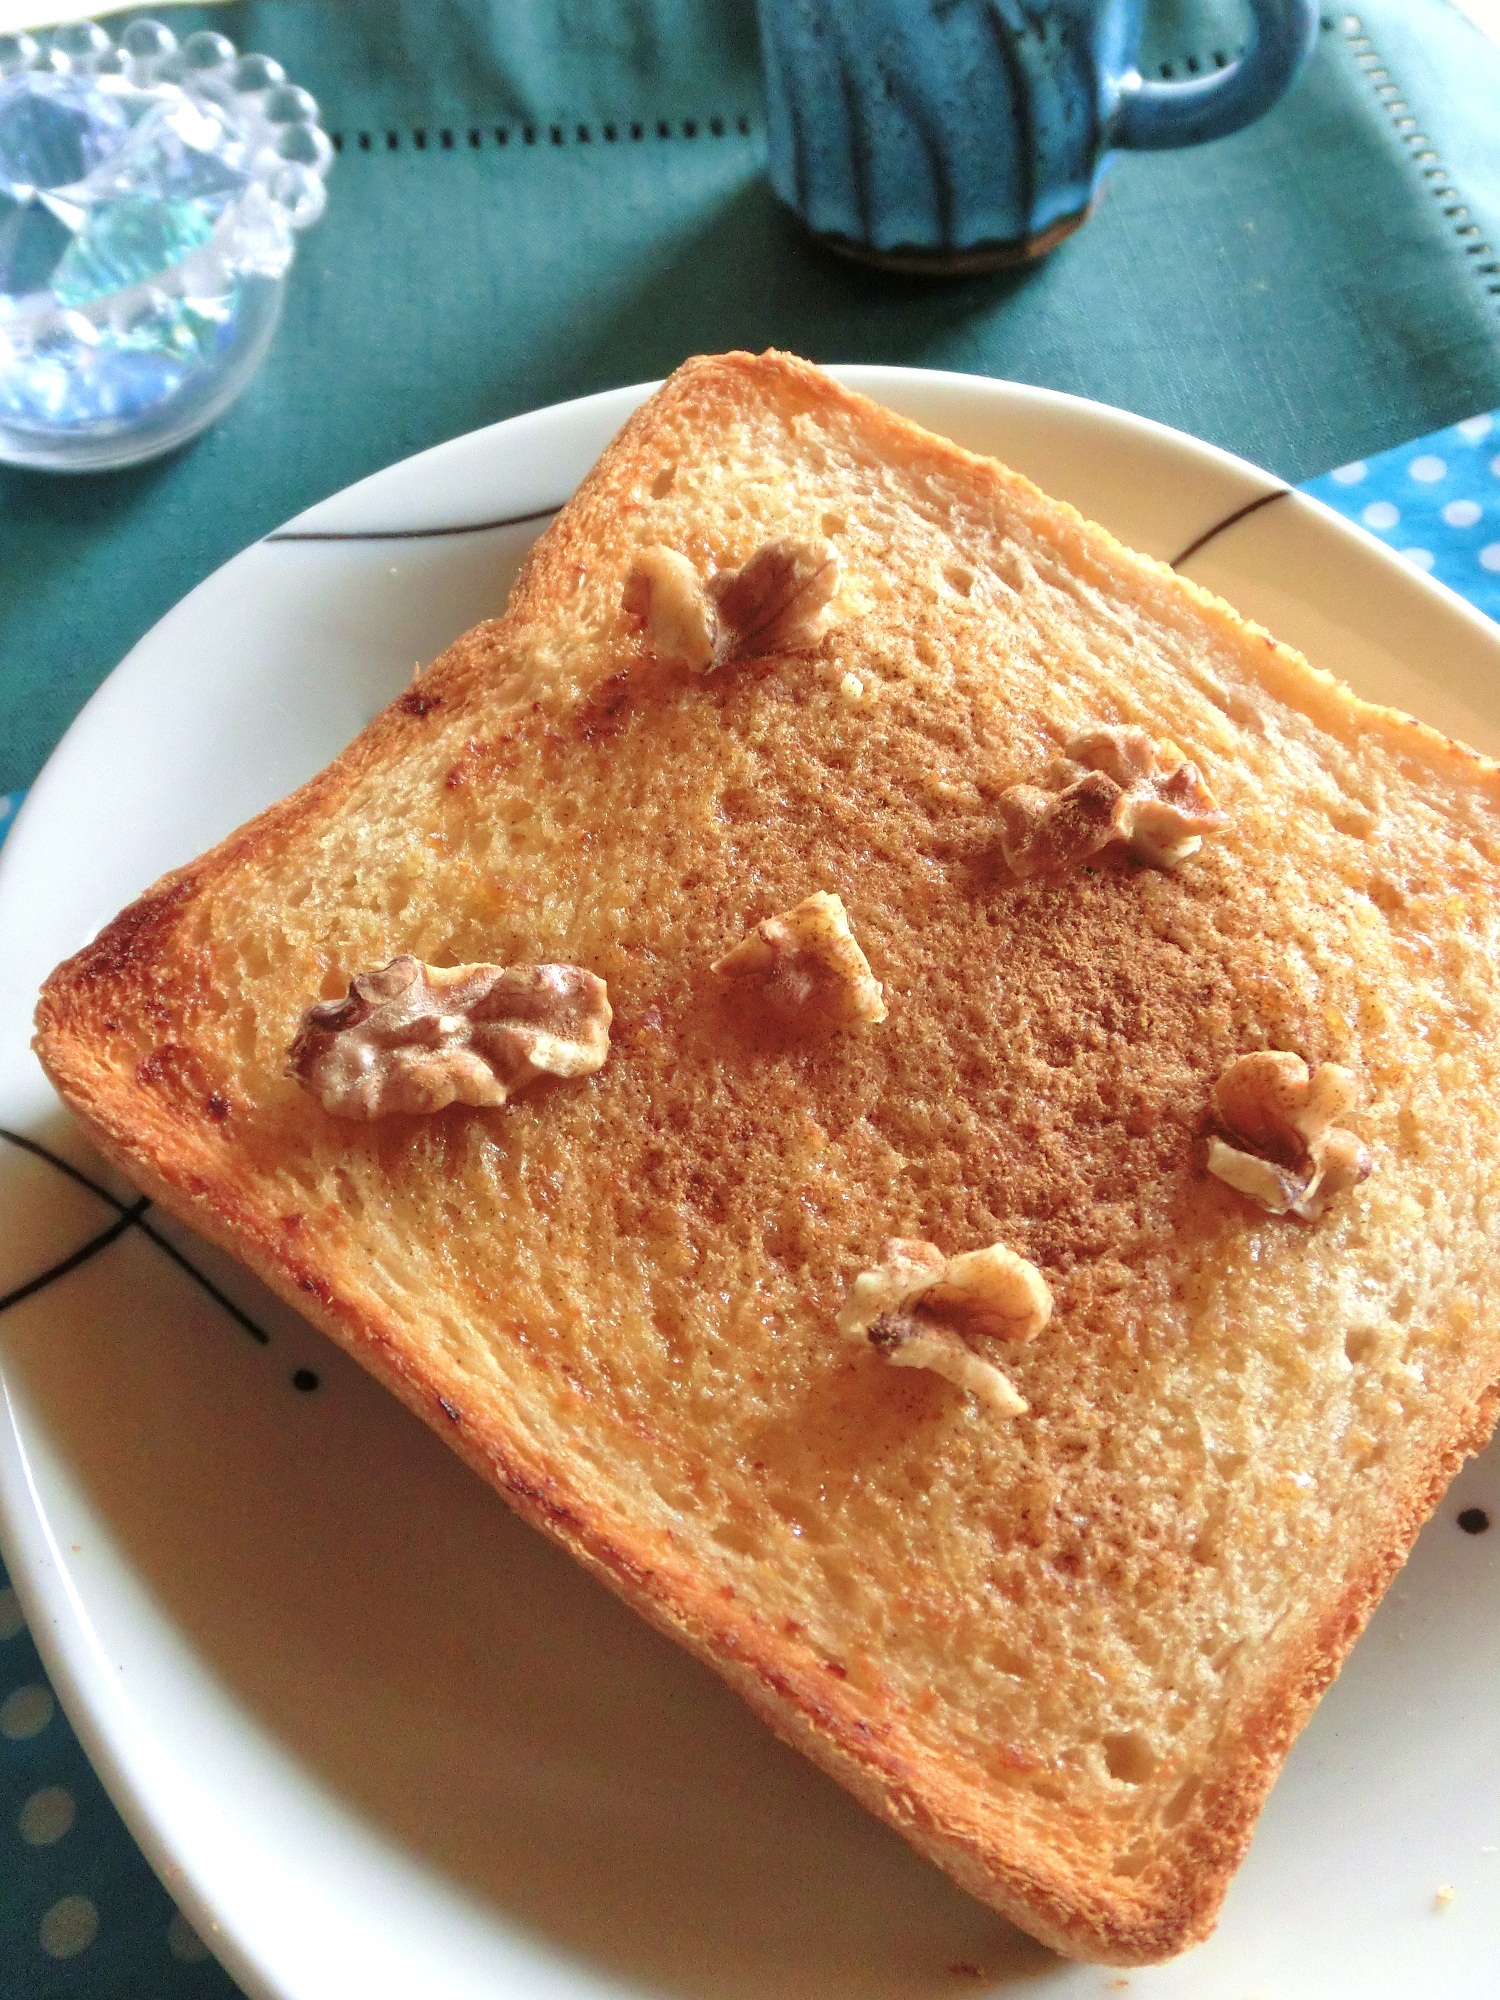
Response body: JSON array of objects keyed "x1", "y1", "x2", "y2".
[{"x1": 3, "y1": 366, "x2": 1499, "y2": 2000}]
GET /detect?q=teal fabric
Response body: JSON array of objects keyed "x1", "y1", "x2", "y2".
[
  {"x1": 2, "y1": 0, "x2": 1500, "y2": 1974},
  {"x1": 1, "y1": 0, "x2": 1498, "y2": 794},
  {"x1": 0, "y1": 1552, "x2": 239, "y2": 1998}
]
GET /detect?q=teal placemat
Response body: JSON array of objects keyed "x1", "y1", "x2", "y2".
[
  {"x1": 2, "y1": 402, "x2": 1498, "y2": 2000},
  {"x1": 1, "y1": 0, "x2": 1499, "y2": 794}
]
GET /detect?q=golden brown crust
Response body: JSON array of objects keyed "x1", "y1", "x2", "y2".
[{"x1": 33, "y1": 351, "x2": 1500, "y2": 1964}]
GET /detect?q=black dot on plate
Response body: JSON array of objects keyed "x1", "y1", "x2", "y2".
[
  {"x1": 292, "y1": 1368, "x2": 321, "y2": 1393},
  {"x1": 1458, "y1": 1507, "x2": 1490, "y2": 1535}
]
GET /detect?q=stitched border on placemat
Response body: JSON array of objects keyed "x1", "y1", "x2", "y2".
[{"x1": 1339, "y1": 11, "x2": 1500, "y2": 315}]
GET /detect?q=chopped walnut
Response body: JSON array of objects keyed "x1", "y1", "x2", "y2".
[
  {"x1": 997, "y1": 724, "x2": 1227, "y2": 877},
  {"x1": 837, "y1": 1237, "x2": 947, "y2": 1332},
  {"x1": 836, "y1": 1236, "x2": 1051, "y2": 1414},
  {"x1": 289, "y1": 955, "x2": 612, "y2": 1120},
  {"x1": 712, "y1": 891, "x2": 886, "y2": 1026},
  {"x1": 1206, "y1": 1050, "x2": 1372, "y2": 1220},
  {"x1": 997, "y1": 769, "x2": 1127, "y2": 879},
  {"x1": 621, "y1": 546, "x2": 717, "y2": 671},
  {"x1": 624, "y1": 534, "x2": 840, "y2": 671},
  {"x1": 867, "y1": 1316, "x2": 1028, "y2": 1415},
  {"x1": 925, "y1": 1244, "x2": 1054, "y2": 1341}
]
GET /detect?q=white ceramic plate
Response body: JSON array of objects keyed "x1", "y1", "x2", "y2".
[{"x1": 3, "y1": 371, "x2": 1500, "y2": 2000}]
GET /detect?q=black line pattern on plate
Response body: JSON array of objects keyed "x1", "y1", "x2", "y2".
[
  {"x1": 133, "y1": 1215, "x2": 272, "y2": 1346},
  {"x1": 0, "y1": 1128, "x2": 269, "y2": 1345},
  {"x1": 267, "y1": 481, "x2": 1296, "y2": 562},
  {"x1": 0, "y1": 1197, "x2": 149, "y2": 1313},
  {"x1": 265, "y1": 503, "x2": 564, "y2": 545},
  {"x1": 1168, "y1": 487, "x2": 1291, "y2": 569},
  {"x1": 0, "y1": 1124, "x2": 132, "y2": 1207}
]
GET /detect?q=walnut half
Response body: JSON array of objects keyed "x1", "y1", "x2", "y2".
[
  {"x1": 289, "y1": 956, "x2": 612, "y2": 1120},
  {"x1": 624, "y1": 534, "x2": 840, "y2": 671},
  {"x1": 1206, "y1": 1050, "x2": 1372, "y2": 1220},
  {"x1": 837, "y1": 1237, "x2": 1051, "y2": 1414},
  {"x1": 713, "y1": 891, "x2": 886, "y2": 1026},
  {"x1": 998, "y1": 724, "x2": 1227, "y2": 878}
]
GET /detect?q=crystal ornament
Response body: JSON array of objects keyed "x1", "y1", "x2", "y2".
[
  {"x1": 0, "y1": 191, "x2": 71, "y2": 295},
  {"x1": 52, "y1": 193, "x2": 216, "y2": 305},
  {"x1": 0, "y1": 18, "x2": 330, "y2": 470},
  {"x1": 100, "y1": 94, "x2": 250, "y2": 210},
  {"x1": 0, "y1": 72, "x2": 128, "y2": 194}
]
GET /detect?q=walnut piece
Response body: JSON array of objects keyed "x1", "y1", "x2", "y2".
[
  {"x1": 836, "y1": 1236, "x2": 1051, "y2": 1414},
  {"x1": 712, "y1": 891, "x2": 886, "y2": 1026},
  {"x1": 624, "y1": 534, "x2": 840, "y2": 671},
  {"x1": 867, "y1": 1316, "x2": 1028, "y2": 1415},
  {"x1": 620, "y1": 547, "x2": 717, "y2": 671},
  {"x1": 289, "y1": 955, "x2": 612, "y2": 1120},
  {"x1": 1206, "y1": 1050, "x2": 1372, "y2": 1220},
  {"x1": 997, "y1": 724, "x2": 1227, "y2": 877}
]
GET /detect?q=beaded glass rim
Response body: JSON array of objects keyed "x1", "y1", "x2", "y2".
[{"x1": 0, "y1": 16, "x2": 332, "y2": 339}]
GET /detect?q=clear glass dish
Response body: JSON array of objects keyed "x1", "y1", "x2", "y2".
[{"x1": 0, "y1": 18, "x2": 331, "y2": 471}]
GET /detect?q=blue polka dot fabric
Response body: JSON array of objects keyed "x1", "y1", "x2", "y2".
[
  {"x1": 0, "y1": 407, "x2": 1498, "y2": 1997},
  {"x1": 1303, "y1": 411, "x2": 1500, "y2": 624},
  {"x1": 0, "y1": 1561, "x2": 238, "y2": 2000}
]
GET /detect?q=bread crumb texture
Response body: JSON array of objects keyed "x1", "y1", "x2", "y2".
[{"x1": 34, "y1": 353, "x2": 1500, "y2": 1963}]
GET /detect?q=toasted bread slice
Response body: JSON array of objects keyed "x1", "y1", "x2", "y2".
[{"x1": 34, "y1": 353, "x2": 1500, "y2": 1963}]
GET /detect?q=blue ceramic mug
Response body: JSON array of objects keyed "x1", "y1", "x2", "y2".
[{"x1": 757, "y1": 0, "x2": 1319, "y2": 271}]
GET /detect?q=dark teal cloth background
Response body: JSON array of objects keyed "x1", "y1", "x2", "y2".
[{"x1": 2, "y1": 0, "x2": 1499, "y2": 796}]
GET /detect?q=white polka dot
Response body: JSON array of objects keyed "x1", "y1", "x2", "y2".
[
  {"x1": 167, "y1": 1909, "x2": 209, "y2": 1962},
  {"x1": 1409, "y1": 455, "x2": 1447, "y2": 483},
  {"x1": 1330, "y1": 460, "x2": 1368, "y2": 484},
  {"x1": 1362, "y1": 500, "x2": 1400, "y2": 530},
  {"x1": 0, "y1": 795, "x2": 12, "y2": 824},
  {"x1": 1443, "y1": 499, "x2": 1484, "y2": 528},
  {"x1": 1480, "y1": 543, "x2": 1500, "y2": 574},
  {"x1": 39, "y1": 1893, "x2": 98, "y2": 1959},
  {"x1": 18, "y1": 1786, "x2": 75, "y2": 1846},
  {"x1": 0, "y1": 1587, "x2": 23, "y2": 1641},
  {"x1": 1456, "y1": 414, "x2": 1494, "y2": 441},
  {"x1": 1490, "y1": 454, "x2": 1500, "y2": 480},
  {"x1": 0, "y1": 1683, "x2": 54, "y2": 1739},
  {"x1": 1401, "y1": 547, "x2": 1436, "y2": 571}
]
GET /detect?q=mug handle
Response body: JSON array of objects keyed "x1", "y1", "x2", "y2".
[{"x1": 1114, "y1": 0, "x2": 1319, "y2": 150}]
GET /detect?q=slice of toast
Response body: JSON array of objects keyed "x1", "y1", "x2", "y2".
[{"x1": 34, "y1": 352, "x2": 1500, "y2": 1964}]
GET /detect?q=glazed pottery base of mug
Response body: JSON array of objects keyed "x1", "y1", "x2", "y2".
[{"x1": 809, "y1": 202, "x2": 1094, "y2": 277}]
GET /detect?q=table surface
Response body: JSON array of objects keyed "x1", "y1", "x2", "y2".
[
  {"x1": 2, "y1": 0, "x2": 1500, "y2": 796},
  {"x1": 2, "y1": 2, "x2": 1499, "y2": 1996}
]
